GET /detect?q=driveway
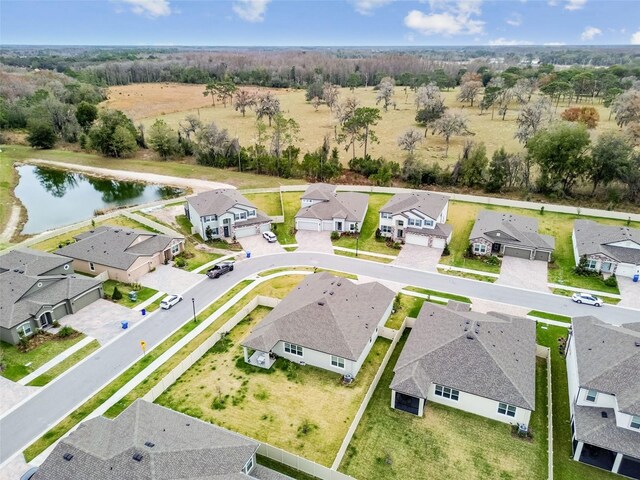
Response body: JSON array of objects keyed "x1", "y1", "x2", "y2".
[
  {"x1": 295, "y1": 231, "x2": 334, "y2": 254},
  {"x1": 59, "y1": 299, "x2": 141, "y2": 345},
  {"x1": 140, "y1": 264, "x2": 204, "y2": 294},
  {"x1": 0, "y1": 377, "x2": 37, "y2": 416},
  {"x1": 497, "y1": 256, "x2": 549, "y2": 292},
  {"x1": 617, "y1": 276, "x2": 640, "y2": 309},
  {"x1": 240, "y1": 234, "x2": 284, "y2": 256},
  {"x1": 392, "y1": 244, "x2": 442, "y2": 272}
]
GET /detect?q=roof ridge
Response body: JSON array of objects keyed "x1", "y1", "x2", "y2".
[
  {"x1": 325, "y1": 297, "x2": 358, "y2": 358},
  {"x1": 395, "y1": 330, "x2": 466, "y2": 372}
]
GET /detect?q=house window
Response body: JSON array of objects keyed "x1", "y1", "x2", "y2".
[
  {"x1": 585, "y1": 389, "x2": 598, "y2": 402},
  {"x1": 380, "y1": 225, "x2": 392, "y2": 233},
  {"x1": 211, "y1": 227, "x2": 219, "y2": 235},
  {"x1": 424, "y1": 220, "x2": 434, "y2": 227},
  {"x1": 473, "y1": 243, "x2": 487, "y2": 254},
  {"x1": 349, "y1": 223, "x2": 356, "y2": 231},
  {"x1": 630, "y1": 416, "x2": 640, "y2": 430},
  {"x1": 171, "y1": 243, "x2": 180, "y2": 255},
  {"x1": 397, "y1": 220, "x2": 404, "y2": 227},
  {"x1": 17, "y1": 322, "x2": 33, "y2": 338},
  {"x1": 380, "y1": 212, "x2": 392, "y2": 219},
  {"x1": 234, "y1": 214, "x2": 240, "y2": 220},
  {"x1": 408, "y1": 218, "x2": 422, "y2": 227},
  {"x1": 284, "y1": 342, "x2": 303, "y2": 357},
  {"x1": 89, "y1": 262, "x2": 95, "y2": 272},
  {"x1": 240, "y1": 212, "x2": 247, "y2": 220},
  {"x1": 435, "y1": 385, "x2": 459, "y2": 401},
  {"x1": 242, "y1": 456, "x2": 254, "y2": 474},
  {"x1": 249, "y1": 210, "x2": 256, "y2": 217},
  {"x1": 586, "y1": 259, "x2": 597, "y2": 270},
  {"x1": 498, "y1": 403, "x2": 517, "y2": 417},
  {"x1": 331, "y1": 356, "x2": 345, "y2": 368}
]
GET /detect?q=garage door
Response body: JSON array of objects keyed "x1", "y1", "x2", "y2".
[
  {"x1": 71, "y1": 287, "x2": 102, "y2": 313},
  {"x1": 259, "y1": 223, "x2": 271, "y2": 233},
  {"x1": 53, "y1": 303, "x2": 69, "y2": 321},
  {"x1": 394, "y1": 392, "x2": 421, "y2": 416},
  {"x1": 431, "y1": 237, "x2": 446, "y2": 249},
  {"x1": 296, "y1": 219, "x2": 320, "y2": 231},
  {"x1": 504, "y1": 246, "x2": 532, "y2": 259},
  {"x1": 615, "y1": 263, "x2": 637, "y2": 278},
  {"x1": 534, "y1": 250, "x2": 551, "y2": 262},
  {"x1": 405, "y1": 233, "x2": 429, "y2": 246},
  {"x1": 234, "y1": 226, "x2": 258, "y2": 239}
]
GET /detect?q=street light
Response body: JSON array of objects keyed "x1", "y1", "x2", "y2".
[
  {"x1": 355, "y1": 222, "x2": 360, "y2": 257},
  {"x1": 192, "y1": 297, "x2": 197, "y2": 323}
]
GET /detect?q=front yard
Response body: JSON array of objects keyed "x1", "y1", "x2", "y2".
[
  {"x1": 339, "y1": 330, "x2": 549, "y2": 480},
  {"x1": 156, "y1": 305, "x2": 391, "y2": 466},
  {"x1": 103, "y1": 280, "x2": 158, "y2": 309}
]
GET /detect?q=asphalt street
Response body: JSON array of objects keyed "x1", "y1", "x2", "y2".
[{"x1": 1, "y1": 251, "x2": 638, "y2": 464}]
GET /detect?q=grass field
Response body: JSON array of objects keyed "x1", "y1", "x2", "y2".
[
  {"x1": 536, "y1": 324, "x2": 619, "y2": 480},
  {"x1": 26, "y1": 340, "x2": 100, "y2": 387},
  {"x1": 339, "y1": 330, "x2": 549, "y2": 480},
  {"x1": 385, "y1": 294, "x2": 425, "y2": 330},
  {"x1": 528, "y1": 310, "x2": 572, "y2": 323},
  {"x1": 105, "y1": 83, "x2": 620, "y2": 169},
  {"x1": 156, "y1": 305, "x2": 391, "y2": 466}
]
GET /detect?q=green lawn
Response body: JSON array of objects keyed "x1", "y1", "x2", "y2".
[
  {"x1": 334, "y1": 250, "x2": 393, "y2": 263},
  {"x1": 403, "y1": 286, "x2": 472, "y2": 304},
  {"x1": 27, "y1": 340, "x2": 100, "y2": 386},
  {"x1": 244, "y1": 192, "x2": 283, "y2": 217},
  {"x1": 552, "y1": 288, "x2": 620, "y2": 305},
  {"x1": 385, "y1": 294, "x2": 425, "y2": 330},
  {"x1": 332, "y1": 193, "x2": 400, "y2": 256},
  {"x1": 536, "y1": 324, "x2": 619, "y2": 480},
  {"x1": 275, "y1": 191, "x2": 300, "y2": 245},
  {"x1": 256, "y1": 456, "x2": 320, "y2": 480},
  {"x1": 528, "y1": 311, "x2": 572, "y2": 323},
  {"x1": 0, "y1": 333, "x2": 86, "y2": 381},
  {"x1": 339, "y1": 330, "x2": 549, "y2": 480},
  {"x1": 103, "y1": 280, "x2": 158, "y2": 308},
  {"x1": 438, "y1": 268, "x2": 497, "y2": 283},
  {"x1": 0, "y1": 149, "x2": 19, "y2": 241}
]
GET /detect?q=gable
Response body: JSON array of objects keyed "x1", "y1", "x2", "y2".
[
  {"x1": 606, "y1": 239, "x2": 640, "y2": 250},
  {"x1": 484, "y1": 230, "x2": 519, "y2": 242}
]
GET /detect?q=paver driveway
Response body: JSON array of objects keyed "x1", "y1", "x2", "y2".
[
  {"x1": 0, "y1": 377, "x2": 37, "y2": 416},
  {"x1": 392, "y1": 244, "x2": 443, "y2": 271},
  {"x1": 497, "y1": 256, "x2": 549, "y2": 292},
  {"x1": 140, "y1": 264, "x2": 204, "y2": 293},
  {"x1": 240, "y1": 234, "x2": 284, "y2": 256},
  {"x1": 295, "y1": 231, "x2": 334, "y2": 254},
  {"x1": 617, "y1": 276, "x2": 640, "y2": 309},
  {"x1": 60, "y1": 299, "x2": 141, "y2": 345}
]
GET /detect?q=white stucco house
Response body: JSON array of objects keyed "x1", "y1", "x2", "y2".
[
  {"x1": 294, "y1": 183, "x2": 368, "y2": 233},
  {"x1": 390, "y1": 301, "x2": 536, "y2": 428},
  {"x1": 185, "y1": 189, "x2": 272, "y2": 241},
  {"x1": 241, "y1": 272, "x2": 395, "y2": 378},
  {"x1": 565, "y1": 316, "x2": 640, "y2": 479},
  {"x1": 572, "y1": 220, "x2": 640, "y2": 279},
  {"x1": 378, "y1": 191, "x2": 452, "y2": 248}
]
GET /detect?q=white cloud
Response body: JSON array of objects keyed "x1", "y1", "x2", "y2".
[
  {"x1": 353, "y1": 0, "x2": 394, "y2": 15},
  {"x1": 565, "y1": 0, "x2": 587, "y2": 10},
  {"x1": 581, "y1": 26, "x2": 602, "y2": 41},
  {"x1": 631, "y1": 31, "x2": 640, "y2": 45},
  {"x1": 232, "y1": 0, "x2": 271, "y2": 22},
  {"x1": 544, "y1": 41, "x2": 566, "y2": 45},
  {"x1": 488, "y1": 37, "x2": 533, "y2": 46},
  {"x1": 404, "y1": 0, "x2": 485, "y2": 36},
  {"x1": 506, "y1": 13, "x2": 522, "y2": 26},
  {"x1": 121, "y1": 0, "x2": 171, "y2": 17}
]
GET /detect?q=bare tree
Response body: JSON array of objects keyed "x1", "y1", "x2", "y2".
[
  {"x1": 457, "y1": 80, "x2": 483, "y2": 107},
  {"x1": 255, "y1": 92, "x2": 281, "y2": 126},
  {"x1": 180, "y1": 114, "x2": 201, "y2": 141},
  {"x1": 612, "y1": 88, "x2": 640, "y2": 128},
  {"x1": 376, "y1": 77, "x2": 395, "y2": 112},
  {"x1": 233, "y1": 89, "x2": 255, "y2": 117},
  {"x1": 434, "y1": 112, "x2": 473, "y2": 156},
  {"x1": 397, "y1": 129, "x2": 423, "y2": 156},
  {"x1": 311, "y1": 96, "x2": 322, "y2": 112},
  {"x1": 335, "y1": 97, "x2": 359, "y2": 125},
  {"x1": 514, "y1": 98, "x2": 553, "y2": 144},
  {"x1": 511, "y1": 78, "x2": 537, "y2": 105},
  {"x1": 322, "y1": 82, "x2": 340, "y2": 112},
  {"x1": 414, "y1": 82, "x2": 440, "y2": 111}
]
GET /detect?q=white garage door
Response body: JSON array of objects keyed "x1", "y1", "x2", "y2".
[
  {"x1": 296, "y1": 219, "x2": 320, "y2": 231},
  {"x1": 322, "y1": 220, "x2": 334, "y2": 231},
  {"x1": 615, "y1": 263, "x2": 637, "y2": 278},
  {"x1": 431, "y1": 237, "x2": 446, "y2": 249},
  {"x1": 259, "y1": 223, "x2": 271, "y2": 233},
  {"x1": 406, "y1": 233, "x2": 429, "y2": 247},
  {"x1": 235, "y1": 226, "x2": 258, "y2": 239}
]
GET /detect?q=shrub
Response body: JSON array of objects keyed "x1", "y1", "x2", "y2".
[
  {"x1": 57, "y1": 326, "x2": 75, "y2": 338},
  {"x1": 560, "y1": 106, "x2": 599, "y2": 129},
  {"x1": 330, "y1": 231, "x2": 340, "y2": 241},
  {"x1": 297, "y1": 419, "x2": 319, "y2": 438},
  {"x1": 112, "y1": 286, "x2": 123, "y2": 301},
  {"x1": 485, "y1": 255, "x2": 500, "y2": 266},
  {"x1": 174, "y1": 256, "x2": 186, "y2": 268},
  {"x1": 574, "y1": 255, "x2": 600, "y2": 277},
  {"x1": 375, "y1": 228, "x2": 382, "y2": 240},
  {"x1": 27, "y1": 120, "x2": 56, "y2": 149},
  {"x1": 604, "y1": 275, "x2": 618, "y2": 288},
  {"x1": 442, "y1": 242, "x2": 450, "y2": 256}
]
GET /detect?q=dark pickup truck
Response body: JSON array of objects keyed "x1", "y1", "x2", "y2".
[{"x1": 206, "y1": 261, "x2": 235, "y2": 279}]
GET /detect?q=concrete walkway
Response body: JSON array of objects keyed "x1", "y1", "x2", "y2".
[
  {"x1": 133, "y1": 291, "x2": 165, "y2": 312},
  {"x1": 18, "y1": 337, "x2": 96, "y2": 386}
]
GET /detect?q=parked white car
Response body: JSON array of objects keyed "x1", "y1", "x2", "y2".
[
  {"x1": 262, "y1": 231, "x2": 277, "y2": 243},
  {"x1": 160, "y1": 294, "x2": 183, "y2": 310},
  {"x1": 571, "y1": 292, "x2": 603, "y2": 307}
]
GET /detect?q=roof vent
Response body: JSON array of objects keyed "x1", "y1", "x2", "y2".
[
  {"x1": 601, "y1": 411, "x2": 608, "y2": 418},
  {"x1": 133, "y1": 453, "x2": 143, "y2": 462},
  {"x1": 63, "y1": 453, "x2": 74, "y2": 461},
  {"x1": 337, "y1": 282, "x2": 342, "y2": 286},
  {"x1": 318, "y1": 301, "x2": 325, "y2": 306},
  {"x1": 635, "y1": 341, "x2": 640, "y2": 347},
  {"x1": 144, "y1": 441, "x2": 155, "y2": 448},
  {"x1": 466, "y1": 333, "x2": 474, "y2": 340},
  {"x1": 329, "y1": 291, "x2": 334, "y2": 295},
  {"x1": 475, "y1": 328, "x2": 480, "y2": 334}
]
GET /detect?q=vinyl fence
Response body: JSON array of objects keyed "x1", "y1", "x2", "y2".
[
  {"x1": 258, "y1": 443, "x2": 355, "y2": 480},
  {"x1": 536, "y1": 345, "x2": 553, "y2": 480}
]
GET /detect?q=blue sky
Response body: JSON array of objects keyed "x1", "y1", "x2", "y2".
[{"x1": 1, "y1": 0, "x2": 639, "y2": 46}]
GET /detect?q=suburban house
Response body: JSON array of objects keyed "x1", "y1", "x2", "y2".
[
  {"x1": 565, "y1": 316, "x2": 640, "y2": 479},
  {"x1": 55, "y1": 226, "x2": 185, "y2": 283},
  {"x1": 31, "y1": 399, "x2": 286, "y2": 480},
  {"x1": 294, "y1": 183, "x2": 368, "y2": 233},
  {"x1": 185, "y1": 189, "x2": 272, "y2": 241},
  {"x1": 390, "y1": 301, "x2": 536, "y2": 428},
  {"x1": 0, "y1": 249, "x2": 103, "y2": 345},
  {"x1": 572, "y1": 220, "x2": 640, "y2": 279},
  {"x1": 378, "y1": 191, "x2": 452, "y2": 248},
  {"x1": 469, "y1": 210, "x2": 555, "y2": 262},
  {"x1": 242, "y1": 272, "x2": 395, "y2": 378}
]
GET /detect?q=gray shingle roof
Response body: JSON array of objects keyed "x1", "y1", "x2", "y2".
[
  {"x1": 295, "y1": 192, "x2": 368, "y2": 223},
  {"x1": 469, "y1": 210, "x2": 554, "y2": 251},
  {"x1": 573, "y1": 405, "x2": 640, "y2": 459},
  {"x1": 242, "y1": 273, "x2": 395, "y2": 361},
  {"x1": 186, "y1": 189, "x2": 256, "y2": 218},
  {"x1": 406, "y1": 223, "x2": 452, "y2": 239},
  {"x1": 55, "y1": 226, "x2": 182, "y2": 270},
  {"x1": 33, "y1": 400, "x2": 259, "y2": 480},
  {"x1": 0, "y1": 248, "x2": 70, "y2": 276},
  {"x1": 380, "y1": 191, "x2": 449, "y2": 220},
  {"x1": 573, "y1": 220, "x2": 640, "y2": 265},
  {"x1": 391, "y1": 302, "x2": 536, "y2": 410},
  {"x1": 301, "y1": 183, "x2": 336, "y2": 201},
  {"x1": 571, "y1": 316, "x2": 640, "y2": 416}
]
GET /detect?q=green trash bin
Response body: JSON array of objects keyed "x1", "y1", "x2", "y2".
[{"x1": 128, "y1": 291, "x2": 138, "y2": 302}]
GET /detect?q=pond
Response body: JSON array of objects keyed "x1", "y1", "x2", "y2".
[{"x1": 15, "y1": 165, "x2": 182, "y2": 234}]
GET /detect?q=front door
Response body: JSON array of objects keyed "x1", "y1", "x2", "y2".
[
  {"x1": 223, "y1": 225, "x2": 230, "y2": 237},
  {"x1": 39, "y1": 312, "x2": 52, "y2": 328},
  {"x1": 336, "y1": 221, "x2": 343, "y2": 231},
  {"x1": 397, "y1": 229, "x2": 403, "y2": 238},
  {"x1": 492, "y1": 243, "x2": 501, "y2": 253}
]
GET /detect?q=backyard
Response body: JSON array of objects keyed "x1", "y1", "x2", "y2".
[
  {"x1": 339, "y1": 330, "x2": 549, "y2": 480},
  {"x1": 156, "y1": 305, "x2": 391, "y2": 466},
  {"x1": 385, "y1": 294, "x2": 425, "y2": 330},
  {"x1": 276, "y1": 191, "x2": 301, "y2": 245},
  {"x1": 244, "y1": 192, "x2": 283, "y2": 217}
]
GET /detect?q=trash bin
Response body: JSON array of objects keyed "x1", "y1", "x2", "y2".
[
  {"x1": 634, "y1": 273, "x2": 639, "y2": 283},
  {"x1": 141, "y1": 308, "x2": 146, "y2": 316},
  {"x1": 246, "y1": 251, "x2": 251, "y2": 258},
  {"x1": 121, "y1": 320, "x2": 129, "y2": 329},
  {"x1": 128, "y1": 291, "x2": 138, "y2": 302}
]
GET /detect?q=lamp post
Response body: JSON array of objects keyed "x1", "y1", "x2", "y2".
[
  {"x1": 192, "y1": 298, "x2": 197, "y2": 323},
  {"x1": 355, "y1": 222, "x2": 360, "y2": 257}
]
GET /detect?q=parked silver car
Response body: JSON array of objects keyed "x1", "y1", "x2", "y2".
[
  {"x1": 571, "y1": 292, "x2": 603, "y2": 307},
  {"x1": 160, "y1": 294, "x2": 183, "y2": 309}
]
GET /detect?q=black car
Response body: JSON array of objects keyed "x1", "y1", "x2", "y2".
[{"x1": 207, "y1": 261, "x2": 234, "y2": 278}]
